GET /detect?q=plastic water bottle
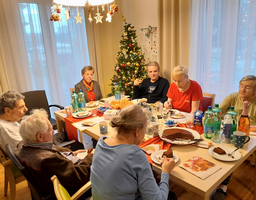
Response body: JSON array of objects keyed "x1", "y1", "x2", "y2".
[
  {"x1": 212, "y1": 104, "x2": 222, "y2": 143},
  {"x1": 222, "y1": 114, "x2": 232, "y2": 143},
  {"x1": 71, "y1": 90, "x2": 78, "y2": 113},
  {"x1": 114, "y1": 83, "x2": 121, "y2": 100},
  {"x1": 77, "y1": 89, "x2": 86, "y2": 111},
  {"x1": 204, "y1": 106, "x2": 215, "y2": 139},
  {"x1": 227, "y1": 106, "x2": 237, "y2": 140}
]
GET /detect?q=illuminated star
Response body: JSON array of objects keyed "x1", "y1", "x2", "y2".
[
  {"x1": 75, "y1": 12, "x2": 83, "y2": 24},
  {"x1": 94, "y1": 12, "x2": 103, "y2": 24},
  {"x1": 88, "y1": 13, "x2": 93, "y2": 22},
  {"x1": 106, "y1": 13, "x2": 112, "y2": 22}
]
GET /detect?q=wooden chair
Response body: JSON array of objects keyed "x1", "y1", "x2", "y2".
[
  {"x1": 51, "y1": 175, "x2": 92, "y2": 200},
  {"x1": 70, "y1": 88, "x2": 75, "y2": 95},
  {"x1": 202, "y1": 92, "x2": 216, "y2": 112},
  {"x1": 0, "y1": 147, "x2": 26, "y2": 200}
]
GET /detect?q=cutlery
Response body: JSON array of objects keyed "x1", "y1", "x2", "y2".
[
  {"x1": 228, "y1": 147, "x2": 240, "y2": 157},
  {"x1": 174, "y1": 138, "x2": 203, "y2": 142}
]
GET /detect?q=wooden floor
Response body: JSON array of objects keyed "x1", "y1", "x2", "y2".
[{"x1": 0, "y1": 160, "x2": 254, "y2": 200}]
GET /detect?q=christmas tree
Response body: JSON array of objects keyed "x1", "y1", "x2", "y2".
[{"x1": 108, "y1": 16, "x2": 147, "y2": 97}]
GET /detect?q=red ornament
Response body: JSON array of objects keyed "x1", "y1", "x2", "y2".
[
  {"x1": 129, "y1": 43, "x2": 133, "y2": 48},
  {"x1": 125, "y1": 83, "x2": 129, "y2": 86},
  {"x1": 112, "y1": 4, "x2": 118, "y2": 12},
  {"x1": 109, "y1": 10, "x2": 114, "y2": 15},
  {"x1": 142, "y1": 58, "x2": 145, "y2": 62},
  {"x1": 126, "y1": 37, "x2": 129, "y2": 40},
  {"x1": 122, "y1": 64, "x2": 126, "y2": 68}
]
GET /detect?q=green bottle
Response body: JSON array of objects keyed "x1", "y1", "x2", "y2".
[
  {"x1": 204, "y1": 106, "x2": 215, "y2": 139},
  {"x1": 227, "y1": 106, "x2": 237, "y2": 140}
]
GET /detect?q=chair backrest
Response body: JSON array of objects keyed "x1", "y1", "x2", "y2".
[
  {"x1": 21, "y1": 90, "x2": 51, "y2": 118},
  {"x1": 70, "y1": 88, "x2": 75, "y2": 95},
  {"x1": 0, "y1": 146, "x2": 7, "y2": 163},
  {"x1": 202, "y1": 92, "x2": 216, "y2": 112},
  {"x1": 5, "y1": 144, "x2": 54, "y2": 200}
]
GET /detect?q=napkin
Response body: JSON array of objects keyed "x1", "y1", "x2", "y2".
[{"x1": 192, "y1": 141, "x2": 212, "y2": 149}]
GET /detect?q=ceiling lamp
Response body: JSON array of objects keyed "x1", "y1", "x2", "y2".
[{"x1": 51, "y1": 0, "x2": 118, "y2": 24}]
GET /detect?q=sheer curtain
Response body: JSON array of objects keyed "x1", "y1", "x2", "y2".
[
  {"x1": 3, "y1": 0, "x2": 90, "y2": 107},
  {"x1": 190, "y1": 0, "x2": 256, "y2": 104}
]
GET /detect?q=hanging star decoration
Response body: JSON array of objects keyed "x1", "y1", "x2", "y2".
[
  {"x1": 75, "y1": 11, "x2": 83, "y2": 24},
  {"x1": 106, "y1": 12, "x2": 112, "y2": 22},
  {"x1": 94, "y1": 12, "x2": 103, "y2": 23},
  {"x1": 88, "y1": 12, "x2": 93, "y2": 22},
  {"x1": 64, "y1": 9, "x2": 70, "y2": 21},
  {"x1": 101, "y1": 4, "x2": 105, "y2": 12}
]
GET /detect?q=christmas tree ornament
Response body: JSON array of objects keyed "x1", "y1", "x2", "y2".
[
  {"x1": 136, "y1": 62, "x2": 140, "y2": 66},
  {"x1": 118, "y1": 75, "x2": 121, "y2": 79},
  {"x1": 125, "y1": 83, "x2": 129, "y2": 86},
  {"x1": 123, "y1": 32, "x2": 127, "y2": 36},
  {"x1": 129, "y1": 43, "x2": 133, "y2": 48},
  {"x1": 135, "y1": 70, "x2": 138, "y2": 74},
  {"x1": 75, "y1": 7, "x2": 83, "y2": 24},
  {"x1": 112, "y1": 4, "x2": 118, "y2": 13},
  {"x1": 101, "y1": 4, "x2": 105, "y2": 12},
  {"x1": 138, "y1": 52, "x2": 141, "y2": 55},
  {"x1": 122, "y1": 14, "x2": 126, "y2": 23},
  {"x1": 126, "y1": 37, "x2": 129, "y2": 40},
  {"x1": 127, "y1": 62, "x2": 131, "y2": 66},
  {"x1": 131, "y1": 78, "x2": 135, "y2": 82},
  {"x1": 106, "y1": 12, "x2": 112, "y2": 22},
  {"x1": 88, "y1": 12, "x2": 93, "y2": 22},
  {"x1": 122, "y1": 50, "x2": 126, "y2": 54},
  {"x1": 123, "y1": 76, "x2": 126, "y2": 81},
  {"x1": 94, "y1": 12, "x2": 103, "y2": 23},
  {"x1": 128, "y1": 27, "x2": 131, "y2": 31},
  {"x1": 122, "y1": 63, "x2": 126, "y2": 68},
  {"x1": 115, "y1": 66, "x2": 119, "y2": 71},
  {"x1": 142, "y1": 58, "x2": 145, "y2": 62},
  {"x1": 129, "y1": 51, "x2": 133, "y2": 54},
  {"x1": 64, "y1": 8, "x2": 71, "y2": 21},
  {"x1": 109, "y1": 9, "x2": 114, "y2": 16}
]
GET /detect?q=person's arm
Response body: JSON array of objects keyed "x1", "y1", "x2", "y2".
[
  {"x1": 134, "y1": 151, "x2": 174, "y2": 200},
  {"x1": 158, "y1": 80, "x2": 170, "y2": 103},
  {"x1": 164, "y1": 98, "x2": 172, "y2": 109},
  {"x1": 191, "y1": 100, "x2": 200, "y2": 113},
  {"x1": 133, "y1": 79, "x2": 145, "y2": 99},
  {"x1": 219, "y1": 94, "x2": 233, "y2": 116}
]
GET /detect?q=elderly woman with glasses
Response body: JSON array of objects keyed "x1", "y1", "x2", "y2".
[
  {"x1": 220, "y1": 75, "x2": 256, "y2": 125},
  {"x1": 75, "y1": 66, "x2": 103, "y2": 102},
  {"x1": 164, "y1": 65, "x2": 203, "y2": 113}
]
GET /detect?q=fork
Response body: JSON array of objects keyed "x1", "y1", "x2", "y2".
[{"x1": 228, "y1": 147, "x2": 239, "y2": 157}]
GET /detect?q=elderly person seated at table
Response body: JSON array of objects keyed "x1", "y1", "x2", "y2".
[
  {"x1": 15, "y1": 109, "x2": 93, "y2": 199},
  {"x1": 220, "y1": 75, "x2": 256, "y2": 125},
  {"x1": 133, "y1": 61, "x2": 169, "y2": 103},
  {"x1": 91, "y1": 104, "x2": 177, "y2": 200},
  {"x1": 164, "y1": 65, "x2": 203, "y2": 113},
  {"x1": 75, "y1": 66, "x2": 103, "y2": 102},
  {"x1": 0, "y1": 91, "x2": 28, "y2": 152}
]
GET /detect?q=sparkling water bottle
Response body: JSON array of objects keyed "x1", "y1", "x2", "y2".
[
  {"x1": 204, "y1": 106, "x2": 215, "y2": 139},
  {"x1": 114, "y1": 83, "x2": 121, "y2": 100},
  {"x1": 212, "y1": 104, "x2": 222, "y2": 143},
  {"x1": 77, "y1": 89, "x2": 86, "y2": 111},
  {"x1": 222, "y1": 114, "x2": 232, "y2": 143},
  {"x1": 71, "y1": 90, "x2": 78, "y2": 113},
  {"x1": 227, "y1": 106, "x2": 237, "y2": 140}
]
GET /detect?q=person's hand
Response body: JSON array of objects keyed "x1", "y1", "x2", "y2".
[
  {"x1": 164, "y1": 101, "x2": 172, "y2": 109},
  {"x1": 134, "y1": 79, "x2": 142, "y2": 86},
  {"x1": 161, "y1": 156, "x2": 175, "y2": 174},
  {"x1": 72, "y1": 149, "x2": 87, "y2": 156}
]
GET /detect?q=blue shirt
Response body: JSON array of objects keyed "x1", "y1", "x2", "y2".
[{"x1": 91, "y1": 136, "x2": 170, "y2": 200}]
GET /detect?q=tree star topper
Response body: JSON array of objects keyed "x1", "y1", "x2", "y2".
[
  {"x1": 75, "y1": 12, "x2": 83, "y2": 24},
  {"x1": 94, "y1": 12, "x2": 103, "y2": 23}
]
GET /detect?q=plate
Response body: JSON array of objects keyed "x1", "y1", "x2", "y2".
[
  {"x1": 76, "y1": 152, "x2": 88, "y2": 159},
  {"x1": 151, "y1": 150, "x2": 179, "y2": 165},
  {"x1": 86, "y1": 102, "x2": 99, "y2": 108},
  {"x1": 72, "y1": 111, "x2": 92, "y2": 119},
  {"x1": 159, "y1": 127, "x2": 200, "y2": 145},
  {"x1": 168, "y1": 109, "x2": 180, "y2": 115},
  {"x1": 132, "y1": 98, "x2": 147, "y2": 104},
  {"x1": 170, "y1": 113, "x2": 185, "y2": 119},
  {"x1": 209, "y1": 146, "x2": 241, "y2": 161}
]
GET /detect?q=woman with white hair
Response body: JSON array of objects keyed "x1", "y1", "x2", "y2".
[
  {"x1": 164, "y1": 65, "x2": 203, "y2": 113},
  {"x1": 91, "y1": 105, "x2": 177, "y2": 200},
  {"x1": 0, "y1": 91, "x2": 28, "y2": 152}
]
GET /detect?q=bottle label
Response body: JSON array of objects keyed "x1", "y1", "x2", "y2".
[
  {"x1": 223, "y1": 124, "x2": 232, "y2": 139},
  {"x1": 115, "y1": 94, "x2": 121, "y2": 100},
  {"x1": 214, "y1": 121, "x2": 221, "y2": 131},
  {"x1": 204, "y1": 125, "x2": 214, "y2": 139}
]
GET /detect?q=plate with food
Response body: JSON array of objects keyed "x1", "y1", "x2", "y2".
[
  {"x1": 72, "y1": 111, "x2": 92, "y2": 119},
  {"x1": 209, "y1": 146, "x2": 241, "y2": 161},
  {"x1": 168, "y1": 109, "x2": 180, "y2": 115},
  {"x1": 132, "y1": 98, "x2": 147, "y2": 104},
  {"x1": 86, "y1": 101, "x2": 99, "y2": 108},
  {"x1": 151, "y1": 149, "x2": 179, "y2": 165},
  {"x1": 169, "y1": 113, "x2": 185, "y2": 119},
  {"x1": 159, "y1": 127, "x2": 200, "y2": 145}
]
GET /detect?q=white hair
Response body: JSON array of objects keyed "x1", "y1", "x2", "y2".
[
  {"x1": 19, "y1": 109, "x2": 49, "y2": 143},
  {"x1": 172, "y1": 65, "x2": 188, "y2": 79}
]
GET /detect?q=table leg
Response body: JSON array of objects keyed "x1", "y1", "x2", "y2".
[
  {"x1": 56, "y1": 117, "x2": 63, "y2": 133},
  {"x1": 254, "y1": 151, "x2": 256, "y2": 200},
  {"x1": 78, "y1": 130, "x2": 83, "y2": 144}
]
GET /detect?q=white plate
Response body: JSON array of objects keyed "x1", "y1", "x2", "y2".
[
  {"x1": 209, "y1": 146, "x2": 241, "y2": 161},
  {"x1": 151, "y1": 150, "x2": 179, "y2": 165},
  {"x1": 159, "y1": 127, "x2": 200, "y2": 145},
  {"x1": 76, "y1": 152, "x2": 88, "y2": 159},
  {"x1": 132, "y1": 98, "x2": 147, "y2": 104},
  {"x1": 169, "y1": 109, "x2": 180, "y2": 115},
  {"x1": 86, "y1": 102, "x2": 99, "y2": 108},
  {"x1": 72, "y1": 111, "x2": 92, "y2": 119}
]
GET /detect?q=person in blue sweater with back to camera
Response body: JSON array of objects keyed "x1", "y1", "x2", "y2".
[{"x1": 91, "y1": 104, "x2": 177, "y2": 200}]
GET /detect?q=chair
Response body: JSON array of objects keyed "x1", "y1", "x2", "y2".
[
  {"x1": 21, "y1": 90, "x2": 64, "y2": 130},
  {"x1": 5, "y1": 144, "x2": 55, "y2": 200},
  {"x1": 202, "y1": 92, "x2": 216, "y2": 112},
  {"x1": 0, "y1": 147, "x2": 26, "y2": 200},
  {"x1": 51, "y1": 175, "x2": 91, "y2": 200},
  {"x1": 70, "y1": 88, "x2": 75, "y2": 95}
]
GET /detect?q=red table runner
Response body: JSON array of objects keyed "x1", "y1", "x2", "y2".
[{"x1": 65, "y1": 109, "x2": 103, "y2": 141}]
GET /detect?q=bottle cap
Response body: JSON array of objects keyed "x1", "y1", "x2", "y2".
[
  {"x1": 208, "y1": 106, "x2": 212, "y2": 109},
  {"x1": 79, "y1": 89, "x2": 82, "y2": 92},
  {"x1": 73, "y1": 90, "x2": 76, "y2": 94},
  {"x1": 214, "y1": 104, "x2": 219, "y2": 108}
]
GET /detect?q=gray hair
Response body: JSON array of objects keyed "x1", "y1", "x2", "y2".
[
  {"x1": 19, "y1": 109, "x2": 49, "y2": 143},
  {"x1": 110, "y1": 105, "x2": 151, "y2": 134},
  {"x1": 81, "y1": 66, "x2": 95, "y2": 75},
  {"x1": 0, "y1": 91, "x2": 24, "y2": 114},
  {"x1": 240, "y1": 75, "x2": 256, "y2": 90},
  {"x1": 171, "y1": 65, "x2": 188, "y2": 79},
  {"x1": 147, "y1": 61, "x2": 160, "y2": 71}
]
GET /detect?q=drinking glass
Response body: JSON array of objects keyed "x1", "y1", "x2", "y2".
[{"x1": 185, "y1": 113, "x2": 194, "y2": 128}]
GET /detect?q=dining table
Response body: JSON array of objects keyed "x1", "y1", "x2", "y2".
[{"x1": 54, "y1": 101, "x2": 256, "y2": 200}]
